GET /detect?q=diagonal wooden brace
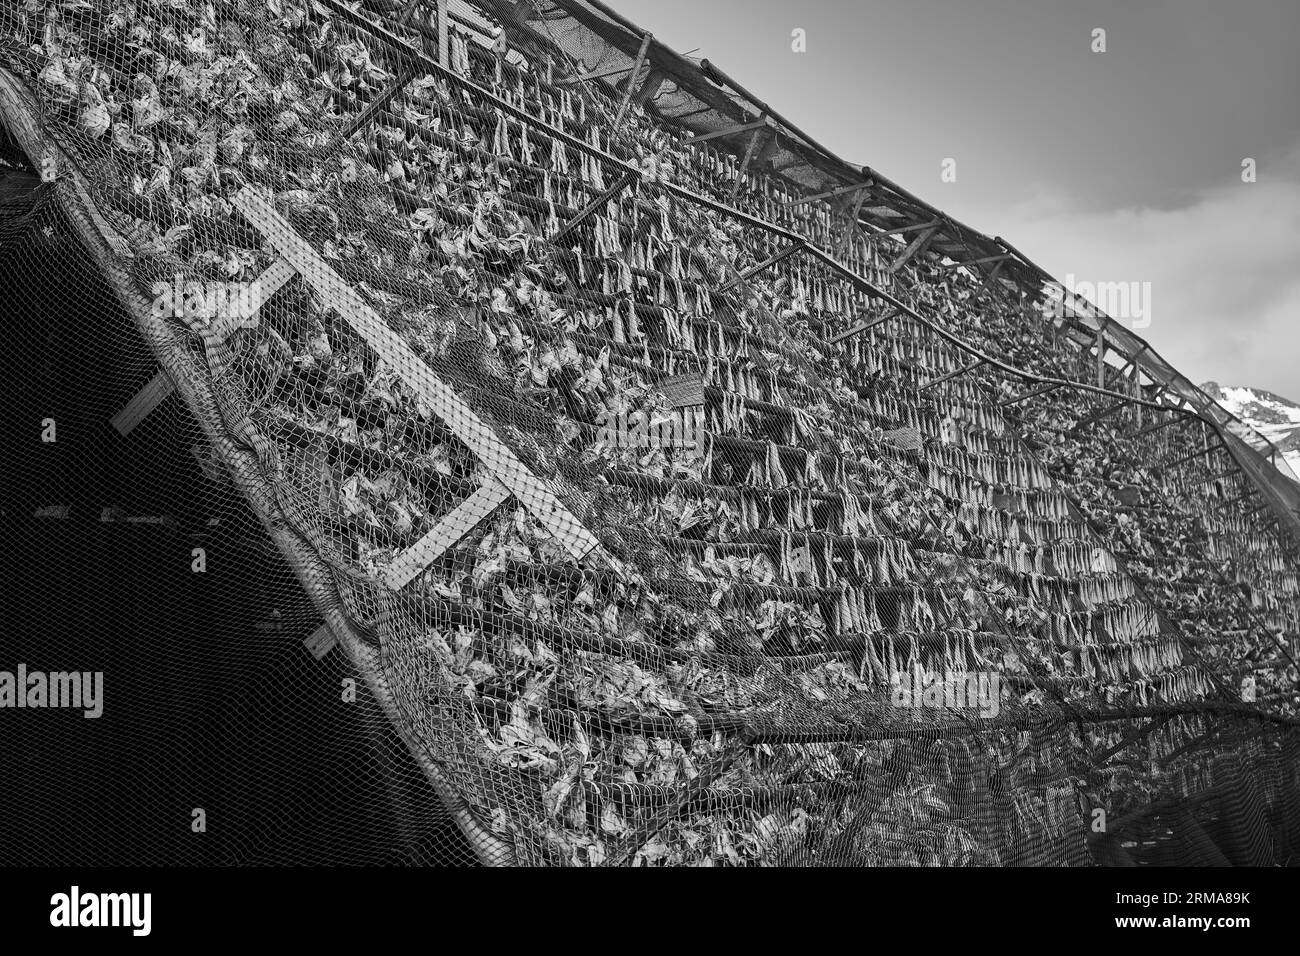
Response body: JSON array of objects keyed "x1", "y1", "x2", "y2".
[
  {"x1": 234, "y1": 186, "x2": 603, "y2": 564},
  {"x1": 385, "y1": 477, "x2": 514, "y2": 588}
]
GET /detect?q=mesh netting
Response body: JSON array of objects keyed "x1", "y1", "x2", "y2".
[{"x1": 0, "y1": 0, "x2": 1297, "y2": 866}]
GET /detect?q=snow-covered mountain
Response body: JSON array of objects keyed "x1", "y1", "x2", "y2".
[{"x1": 1200, "y1": 381, "x2": 1300, "y2": 478}]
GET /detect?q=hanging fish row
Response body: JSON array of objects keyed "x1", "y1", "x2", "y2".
[
  {"x1": 1045, "y1": 600, "x2": 1162, "y2": 645},
  {"x1": 928, "y1": 444, "x2": 1052, "y2": 490},
  {"x1": 773, "y1": 532, "x2": 918, "y2": 588}
]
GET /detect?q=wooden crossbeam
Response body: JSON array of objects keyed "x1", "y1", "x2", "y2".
[
  {"x1": 681, "y1": 118, "x2": 768, "y2": 146},
  {"x1": 1067, "y1": 398, "x2": 1129, "y2": 436},
  {"x1": 384, "y1": 478, "x2": 513, "y2": 588},
  {"x1": 781, "y1": 181, "x2": 874, "y2": 208},
  {"x1": 557, "y1": 63, "x2": 634, "y2": 86},
  {"x1": 864, "y1": 218, "x2": 941, "y2": 240},
  {"x1": 613, "y1": 33, "x2": 652, "y2": 128},
  {"x1": 829, "y1": 309, "x2": 900, "y2": 344},
  {"x1": 234, "y1": 186, "x2": 602, "y2": 563},
  {"x1": 716, "y1": 240, "x2": 804, "y2": 292},
  {"x1": 889, "y1": 223, "x2": 941, "y2": 273},
  {"x1": 919, "y1": 358, "x2": 986, "y2": 391},
  {"x1": 1129, "y1": 410, "x2": 1186, "y2": 440},
  {"x1": 550, "y1": 168, "x2": 638, "y2": 242},
  {"x1": 943, "y1": 252, "x2": 1010, "y2": 271},
  {"x1": 332, "y1": 64, "x2": 420, "y2": 146},
  {"x1": 111, "y1": 258, "x2": 295, "y2": 436},
  {"x1": 1000, "y1": 381, "x2": 1063, "y2": 407}
]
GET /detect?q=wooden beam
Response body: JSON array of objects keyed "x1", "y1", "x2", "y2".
[
  {"x1": 943, "y1": 252, "x2": 1011, "y2": 271},
  {"x1": 436, "y1": 0, "x2": 449, "y2": 69},
  {"x1": 730, "y1": 125, "x2": 767, "y2": 201},
  {"x1": 556, "y1": 63, "x2": 634, "y2": 86},
  {"x1": 919, "y1": 358, "x2": 986, "y2": 391},
  {"x1": 112, "y1": 258, "x2": 295, "y2": 436},
  {"x1": 716, "y1": 240, "x2": 804, "y2": 292},
  {"x1": 781, "y1": 181, "x2": 874, "y2": 208},
  {"x1": 111, "y1": 370, "x2": 174, "y2": 437},
  {"x1": 1000, "y1": 381, "x2": 1063, "y2": 407},
  {"x1": 632, "y1": 70, "x2": 665, "y2": 106},
  {"x1": 863, "y1": 218, "x2": 940, "y2": 240},
  {"x1": 384, "y1": 479, "x2": 513, "y2": 588},
  {"x1": 681, "y1": 118, "x2": 768, "y2": 146},
  {"x1": 303, "y1": 622, "x2": 337, "y2": 660},
  {"x1": 829, "y1": 309, "x2": 900, "y2": 344},
  {"x1": 234, "y1": 186, "x2": 603, "y2": 562},
  {"x1": 889, "y1": 223, "x2": 941, "y2": 273},
  {"x1": 613, "y1": 32, "x2": 652, "y2": 128},
  {"x1": 550, "y1": 168, "x2": 638, "y2": 242}
]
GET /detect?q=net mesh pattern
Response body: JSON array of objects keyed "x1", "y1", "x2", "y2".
[{"x1": 0, "y1": 0, "x2": 1296, "y2": 866}]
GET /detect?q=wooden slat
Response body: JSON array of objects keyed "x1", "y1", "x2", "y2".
[
  {"x1": 111, "y1": 369, "x2": 174, "y2": 437},
  {"x1": 303, "y1": 623, "x2": 337, "y2": 660},
  {"x1": 681, "y1": 118, "x2": 768, "y2": 146},
  {"x1": 889, "y1": 223, "x2": 941, "y2": 273},
  {"x1": 111, "y1": 258, "x2": 295, "y2": 436},
  {"x1": 233, "y1": 186, "x2": 601, "y2": 562},
  {"x1": 384, "y1": 479, "x2": 513, "y2": 588}
]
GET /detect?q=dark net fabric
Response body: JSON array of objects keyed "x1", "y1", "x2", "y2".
[{"x1": 0, "y1": 0, "x2": 1295, "y2": 866}]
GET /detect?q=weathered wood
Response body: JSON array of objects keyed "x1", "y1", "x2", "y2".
[
  {"x1": 716, "y1": 240, "x2": 803, "y2": 292},
  {"x1": 111, "y1": 370, "x2": 175, "y2": 437},
  {"x1": 550, "y1": 168, "x2": 638, "y2": 242},
  {"x1": 681, "y1": 117, "x2": 768, "y2": 146},
  {"x1": 889, "y1": 223, "x2": 940, "y2": 273},
  {"x1": 234, "y1": 186, "x2": 602, "y2": 562},
  {"x1": 384, "y1": 479, "x2": 513, "y2": 588},
  {"x1": 613, "y1": 32, "x2": 652, "y2": 128},
  {"x1": 829, "y1": 309, "x2": 899, "y2": 344}
]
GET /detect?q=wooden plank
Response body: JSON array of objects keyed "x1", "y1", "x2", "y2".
[
  {"x1": 112, "y1": 258, "x2": 294, "y2": 436},
  {"x1": 111, "y1": 369, "x2": 174, "y2": 437},
  {"x1": 384, "y1": 479, "x2": 513, "y2": 588},
  {"x1": 303, "y1": 623, "x2": 337, "y2": 660},
  {"x1": 436, "y1": 0, "x2": 449, "y2": 69},
  {"x1": 208, "y1": 257, "x2": 296, "y2": 341},
  {"x1": 233, "y1": 186, "x2": 601, "y2": 562}
]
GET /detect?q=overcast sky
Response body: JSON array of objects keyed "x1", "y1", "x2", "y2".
[{"x1": 612, "y1": 0, "x2": 1300, "y2": 398}]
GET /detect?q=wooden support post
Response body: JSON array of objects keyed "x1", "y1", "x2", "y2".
[
  {"x1": 550, "y1": 168, "x2": 638, "y2": 242},
  {"x1": 1094, "y1": 327, "x2": 1106, "y2": 388},
  {"x1": 944, "y1": 252, "x2": 1011, "y2": 271},
  {"x1": 234, "y1": 186, "x2": 603, "y2": 563},
  {"x1": 613, "y1": 32, "x2": 652, "y2": 129},
  {"x1": 716, "y1": 240, "x2": 804, "y2": 293},
  {"x1": 730, "y1": 126, "x2": 767, "y2": 202}
]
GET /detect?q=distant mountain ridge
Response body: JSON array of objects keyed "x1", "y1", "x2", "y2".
[{"x1": 1200, "y1": 381, "x2": 1300, "y2": 475}]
